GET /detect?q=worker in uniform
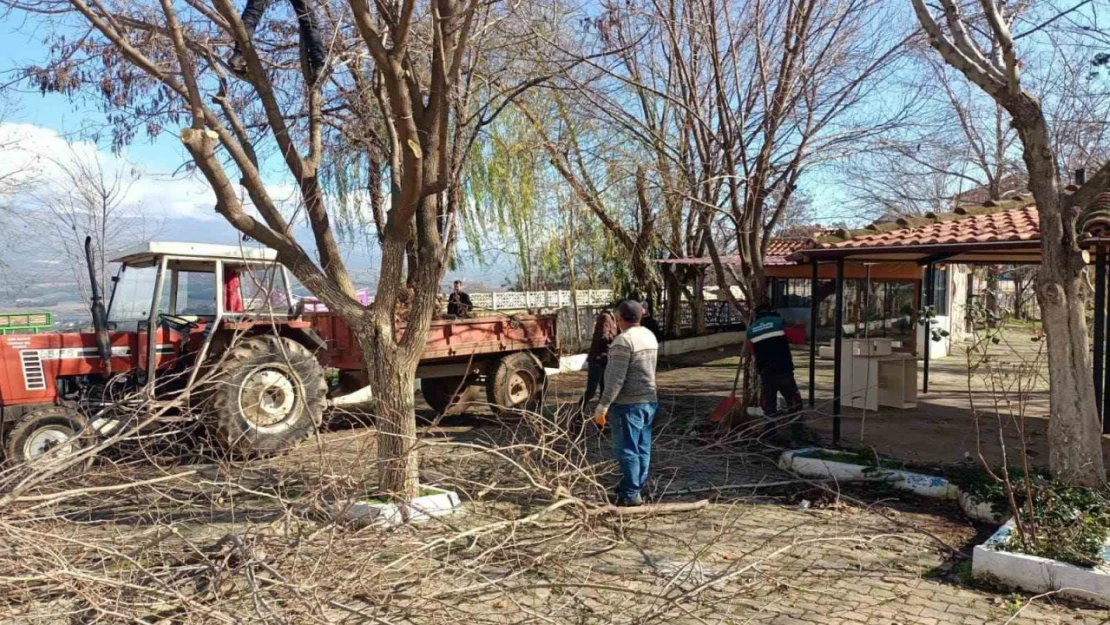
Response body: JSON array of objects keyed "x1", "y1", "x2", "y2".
[{"x1": 746, "y1": 302, "x2": 803, "y2": 442}]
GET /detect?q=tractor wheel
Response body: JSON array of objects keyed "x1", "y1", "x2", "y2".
[
  {"x1": 486, "y1": 353, "x2": 546, "y2": 417},
  {"x1": 209, "y1": 335, "x2": 326, "y2": 456},
  {"x1": 5, "y1": 407, "x2": 88, "y2": 464},
  {"x1": 420, "y1": 377, "x2": 482, "y2": 416}
]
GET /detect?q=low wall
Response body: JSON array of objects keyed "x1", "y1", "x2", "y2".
[
  {"x1": 548, "y1": 331, "x2": 744, "y2": 375},
  {"x1": 660, "y1": 331, "x2": 744, "y2": 356}
]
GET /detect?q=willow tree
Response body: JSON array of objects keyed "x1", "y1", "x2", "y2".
[
  {"x1": 912, "y1": 0, "x2": 1106, "y2": 486},
  {"x1": 12, "y1": 0, "x2": 551, "y2": 500}
]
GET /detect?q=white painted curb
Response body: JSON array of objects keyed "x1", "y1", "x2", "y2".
[
  {"x1": 778, "y1": 449, "x2": 999, "y2": 521},
  {"x1": 330, "y1": 487, "x2": 463, "y2": 528},
  {"x1": 973, "y1": 520, "x2": 1110, "y2": 607}
]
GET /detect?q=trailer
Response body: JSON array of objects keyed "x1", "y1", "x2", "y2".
[{"x1": 310, "y1": 312, "x2": 558, "y2": 416}]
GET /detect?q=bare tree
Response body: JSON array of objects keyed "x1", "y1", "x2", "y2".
[
  {"x1": 912, "y1": 0, "x2": 1106, "y2": 486},
  {"x1": 840, "y1": 55, "x2": 1022, "y2": 218},
  {"x1": 7, "y1": 0, "x2": 554, "y2": 499},
  {"x1": 23, "y1": 148, "x2": 159, "y2": 304}
]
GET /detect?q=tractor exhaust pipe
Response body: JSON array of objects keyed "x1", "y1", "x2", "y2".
[{"x1": 84, "y1": 236, "x2": 112, "y2": 373}]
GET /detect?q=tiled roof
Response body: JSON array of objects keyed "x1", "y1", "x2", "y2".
[
  {"x1": 812, "y1": 201, "x2": 1039, "y2": 249},
  {"x1": 790, "y1": 184, "x2": 1110, "y2": 257},
  {"x1": 653, "y1": 238, "x2": 819, "y2": 267},
  {"x1": 766, "y1": 239, "x2": 810, "y2": 257}
]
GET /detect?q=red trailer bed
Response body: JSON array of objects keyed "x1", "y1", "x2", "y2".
[{"x1": 308, "y1": 313, "x2": 560, "y2": 415}]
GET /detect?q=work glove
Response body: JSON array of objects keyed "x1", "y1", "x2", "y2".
[{"x1": 592, "y1": 407, "x2": 608, "y2": 428}]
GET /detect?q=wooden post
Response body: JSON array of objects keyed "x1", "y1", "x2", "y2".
[{"x1": 923, "y1": 263, "x2": 935, "y2": 394}]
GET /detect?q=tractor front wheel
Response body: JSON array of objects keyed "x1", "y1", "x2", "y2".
[
  {"x1": 5, "y1": 407, "x2": 88, "y2": 464},
  {"x1": 209, "y1": 336, "x2": 326, "y2": 456}
]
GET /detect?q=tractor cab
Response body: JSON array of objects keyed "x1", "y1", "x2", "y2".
[
  {"x1": 106, "y1": 242, "x2": 297, "y2": 380},
  {"x1": 0, "y1": 241, "x2": 327, "y2": 464}
]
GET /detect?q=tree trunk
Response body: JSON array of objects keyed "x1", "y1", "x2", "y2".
[
  {"x1": 361, "y1": 327, "x2": 421, "y2": 500},
  {"x1": 663, "y1": 269, "x2": 683, "y2": 338},
  {"x1": 1018, "y1": 104, "x2": 1106, "y2": 487},
  {"x1": 691, "y1": 271, "x2": 707, "y2": 336}
]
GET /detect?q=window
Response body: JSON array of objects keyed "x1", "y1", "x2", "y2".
[
  {"x1": 173, "y1": 270, "x2": 217, "y2": 316},
  {"x1": 929, "y1": 267, "x2": 950, "y2": 316},
  {"x1": 227, "y1": 263, "x2": 290, "y2": 313},
  {"x1": 109, "y1": 265, "x2": 160, "y2": 323}
]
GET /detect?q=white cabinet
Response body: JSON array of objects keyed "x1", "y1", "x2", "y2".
[{"x1": 839, "y1": 339, "x2": 918, "y2": 410}]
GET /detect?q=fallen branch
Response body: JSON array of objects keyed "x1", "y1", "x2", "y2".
[
  {"x1": 659, "y1": 476, "x2": 900, "y2": 497},
  {"x1": 588, "y1": 499, "x2": 709, "y2": 516},
  {"x1": 17, "y1": 470, "x2": 197, "y2": 508}
]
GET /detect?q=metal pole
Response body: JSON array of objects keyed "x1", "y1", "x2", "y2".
[
  {"x1": 923, "y1": 263, "x2": 935, "y2": 394},
  {"x1": 833, "y1": 257, "x2": 845, "y2": 444},
  {"x1": 809, "y1": 260, "x2": 818, "y2": 407},
  {"x1": 1095, "y1": 246, "x2": 1106, "y2": 424},
  {"x1": 1101, "y1": 246, "x2": 1110, "y2": 434}
]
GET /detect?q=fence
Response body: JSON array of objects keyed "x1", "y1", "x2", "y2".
[
  {"x1": 301, "y1": 289, "x2": 615, "y2": 313},
  {"x1": 469, "y1": 289, "x2": 615, "y2": 311}
]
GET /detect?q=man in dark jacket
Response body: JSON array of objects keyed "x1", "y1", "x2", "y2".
[
  {"x1": 580, "y1": 307, "x2": 619, "y2": 409},
  {"x1": 447, "y1": 280, "x2": 473, "y2": 318},
  {"x1": 746, "y1": 302, "x2": 803, "y2": 440}
]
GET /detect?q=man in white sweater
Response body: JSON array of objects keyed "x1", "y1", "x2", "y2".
[{"x1": 592, "y1": 300, "x2": 659, "y2": 506}]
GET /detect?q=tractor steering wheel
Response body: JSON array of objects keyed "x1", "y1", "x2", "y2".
[{"x1": 159, "y1": 314, "x2": 199, "y2": 333}]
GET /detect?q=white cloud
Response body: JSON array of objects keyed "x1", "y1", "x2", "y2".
[{"x1": 0, "y1": 122, "x2": 220, "y2": 221}]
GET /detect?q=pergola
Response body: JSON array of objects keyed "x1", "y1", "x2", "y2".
[{"x1": 659, "y1": 188, "x2": 1110, "y2": 444}]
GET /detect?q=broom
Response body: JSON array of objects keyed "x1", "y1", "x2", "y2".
[{"x1": 709, "y1": 350, "x2": 745, "y2": 424}]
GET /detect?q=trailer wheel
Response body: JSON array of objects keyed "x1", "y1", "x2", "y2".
[
  {"x1": 6, "y1": 407, "x2": 87, "y2": 464},
  {"x1": 421, "y1": 377, "x2": 482, "y2": 415},
  {"x1": 486, "y1": 353, "x2": 546, "y2": 417},
  {"x1": 209, "y1": 335, "x2": 326, "y2": 455}
]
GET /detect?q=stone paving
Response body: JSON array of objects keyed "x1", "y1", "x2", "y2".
[{"x1": 413, "y1": 423, "x2": 1110, "y2": 625}]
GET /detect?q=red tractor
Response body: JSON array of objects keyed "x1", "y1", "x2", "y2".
[{"x1": 0, "y1": 240, "x2": 558, "y2": 464}]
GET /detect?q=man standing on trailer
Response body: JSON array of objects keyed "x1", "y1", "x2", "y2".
[
  {"x1": 593, "y1": 300, "x2": 659, "y2": 507},
  {"x1": 447, "y1": 280, "x2": 473, "y2": 318},
  {"x1": 747, "y1": 302, "x2": 803, "y2": 441}
]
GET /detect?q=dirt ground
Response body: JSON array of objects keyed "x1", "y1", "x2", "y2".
[{"x1": 2, "y1": 332, "x2": 1108, "y2": 624}]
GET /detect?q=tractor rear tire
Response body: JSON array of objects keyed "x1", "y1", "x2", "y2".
[
  {"x1": 5, "y1": 407, "x2": 88, "y2": 465},
  {"x1": 486, "y1": 353, "x2": 546, "y2": 417},
  {"x1": 421, "y1": 377, "x2": 482, "y2": 415},
  {"x1": 209, "y1": 335, "x2": 326, "y2": 456}
]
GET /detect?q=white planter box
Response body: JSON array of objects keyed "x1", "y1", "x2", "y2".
[
  {"x1": 330, "y1": 487, "x2": 462, "y2": 528},
  {"x1": 973, "y1": 520, "x2": 1110, "y2": 606}
]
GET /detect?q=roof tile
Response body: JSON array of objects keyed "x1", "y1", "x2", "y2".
[{"x1": 813, "y1": 204, "x2": 1041, "y2": 250}]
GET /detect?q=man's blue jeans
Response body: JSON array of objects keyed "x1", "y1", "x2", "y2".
[{"x1": 609, "y1": 402, "x2": 658, "y2": 499}]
